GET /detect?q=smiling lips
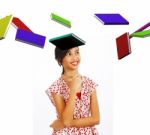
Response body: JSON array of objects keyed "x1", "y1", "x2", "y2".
[{"x1": 70, "y1": 61, "x2": 78, "y2": 66}]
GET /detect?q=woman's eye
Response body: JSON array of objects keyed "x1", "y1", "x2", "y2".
[
  {"x1": 76, "y1": 51, "x2": 79, "y2": 54},
  {"x1": 66, "y1": 52, "x2": 71, "y2": 56}
]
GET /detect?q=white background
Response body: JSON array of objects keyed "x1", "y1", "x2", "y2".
[{"x1": 0, "y1": 0, "x2": 150, "y2": 135}]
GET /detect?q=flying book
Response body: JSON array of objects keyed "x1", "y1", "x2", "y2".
[
  {"x1": 95, "y1": 13, "x2": 129, "y2": 25},
  {"x1": 50, "y1": 13, "x2": 71, "y2": 28},
  {"x1": 134, "y1": 22, "x2": 150, "y2": 33},
  {"x1": 12, "y1": 17, "x2": 32, "y2": 32},
  {"x1": 0, "y1": 15, "x2": 13, "y2": 39},
  {"x1": 49, "y1": 33, "x2": 85, "y2": 50},
  {"x1": 116, "y1": 32, "x2": 131, "y2": 59},
  {"x1": 130, "y1": 29, "x2": 150, "y2": 38},
  {"x1": 15, "y1": 29, "x2": 46, "y2": 48},
  {"x1": 130, "y1": 22, "x2": 150, "y2": 38}
]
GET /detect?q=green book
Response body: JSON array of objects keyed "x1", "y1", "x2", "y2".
[
  {"x1": 50, "y1": 13, "x2": 71, "y2": 28},
  {"x1": 0, "y1": 15, "x2": 13, "y2": 39},
  {"x1": 130, "y1": 29, "x2": 150, "y2": 38}
]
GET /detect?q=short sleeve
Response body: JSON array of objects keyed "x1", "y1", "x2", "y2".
[
  {"x1": 45, "y1": 81, "x2": 61, "y2": 105},
  {"x1": 86, "y1": 77, "x2": 98, "y2": 94}
]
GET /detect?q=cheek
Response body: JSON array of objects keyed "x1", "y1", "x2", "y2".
[
  {"x1": 78, "y1": 55, "x2": 81, "y2": 61},
  {"x1": 62, "y1": 57, "x2": 70, "y2": 65},
  {"x1": 77, "y1": 57, "x2": 81, "y2": 65}
]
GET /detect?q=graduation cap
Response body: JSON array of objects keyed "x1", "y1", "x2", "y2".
[{"x1": 49, "y1": 33, "x2": 85, "y2": 50}]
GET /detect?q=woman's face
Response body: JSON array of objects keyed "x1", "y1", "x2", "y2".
[{"x1": 62, "y1": 47, "x2": 81, "y2": 71}]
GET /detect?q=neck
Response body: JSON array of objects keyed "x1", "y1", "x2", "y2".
[{"x1": 63, "y1": 69, "x2": 79, "y2": 78}]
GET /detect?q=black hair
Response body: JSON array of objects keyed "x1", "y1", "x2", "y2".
[{"x1": 55, "y1": 47, "x2": 69, "y2": 74}]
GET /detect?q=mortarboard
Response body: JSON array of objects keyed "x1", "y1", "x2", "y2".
[{"x1": 49, "y1": 33, "x2": 85, "y2": 50}]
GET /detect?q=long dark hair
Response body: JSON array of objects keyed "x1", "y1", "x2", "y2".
[{"x1": 55, "y1": 47, "x2": 69, "y2": 74}]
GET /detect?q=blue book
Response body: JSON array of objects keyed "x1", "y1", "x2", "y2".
[
  {"x1": 95, "y1": 13, "x2": 129, "y2": 25},
  {"x1": 15, "y1": 29, "x2": 46, "y2": 48}
]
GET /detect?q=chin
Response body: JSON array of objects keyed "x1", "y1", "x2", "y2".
[
  {"x1": 69, "y1": 65, "x2": 79, "y2": 70},
  {"x1": 70, "y1": 67, "x2": 78, "y2": 70}
]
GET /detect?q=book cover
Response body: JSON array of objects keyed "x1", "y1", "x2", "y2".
[
  {"x1": 116, "y1": 32, "x2": 131, "y2": 59},
  {"x1": 130, "y1": 29, "x2": 150, "y2": 38},
  {"x1": 49, "y1": 33, "x2": 85, "y2": 50},
  {"x1": 50, "y1": 13, "x2": 71, "y2": 28},
  {"x1": 0, "y1": 15, "x2": 13, "y2": 39},
  {"x1": 134, "y1": 22, "x2": 150, "y2": 33},
  {"x1": 12, "y1": 17, "x2": 32, "y2": 32},
  {"x1": 15, "y1": 29, "x2": 46, "y2": 48},
  {"x1": 95, "y1": 13, "x2": 129, "y2": 25}
]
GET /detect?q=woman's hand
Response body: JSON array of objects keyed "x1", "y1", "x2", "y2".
[
  {"x1": 68, "y1": 75, "x2": 82, "y2": 92},
  {"x1": 50, "y1": 119, "x2": 65, "y2": 131}
]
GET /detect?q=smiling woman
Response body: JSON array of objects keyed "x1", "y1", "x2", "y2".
[
  {"x1": 57, "y1": 47, "x2": 81, "y2": 75},
  {"x1": 46, "y1": 34, "x2": 100, "y2": 135}
]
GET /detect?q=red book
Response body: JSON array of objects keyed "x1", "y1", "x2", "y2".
[
  {"x1": 12, "y1": 17, "x2": 32, "y2": 32},
  {"x1": 76, "y1": 92, "x2": 81, "y2": 100},
  {"x1": 116, "y1": 32, "x2": 131, "y2": 59}
]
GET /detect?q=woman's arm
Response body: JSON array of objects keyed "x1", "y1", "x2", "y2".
[
  {"x1": 50, "y1": 90, "x2": 76, "y2": 130},
  {"x1": 66, "y1": 89, "x2": 100, "y2": 127},
  {"x1": 61, "y1": 75, "x2": 82, "y2": 125},
  {"x1": 51, "y1": 89, "x2": 100, "y2": 130},
  {"x1": 51, "y1": 76, "x2": 81, "y2": 122}
]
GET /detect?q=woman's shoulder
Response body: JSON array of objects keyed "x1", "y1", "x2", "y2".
[
  {"x1": 82, "y1": 75, "x2": 98, "y2": 89},
  {"x1": 82, "y1": 75, "x2": 96, "y2": 83},
  {"x1": 49, "y1": 77, "x2": 63, "y2": 87},
  {"x1": 45, "y1": 77, "x2": 65, "y2": 105},
  {"x1": 46, "y1": 77, "x2": 63, "y2": 93}
]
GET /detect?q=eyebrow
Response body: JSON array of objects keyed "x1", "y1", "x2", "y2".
[
  {"x1": 75, "y1": 47, "x2": 79, "y2": 51},
  {"x1": 68, "y1": 47, "x2": 79, "y2": 52}
]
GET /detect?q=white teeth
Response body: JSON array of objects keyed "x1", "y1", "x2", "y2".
[{"x1": 71, "y1": 62, "x2": 78, "y2": 65}]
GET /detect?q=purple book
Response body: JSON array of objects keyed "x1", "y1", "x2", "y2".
[
  {"x1": 130, "y1": 22, "x2": 150, "y2": 38},
  {"x1": 134, "y1": 22, "x2": 150, "y2": 33},
  {"x1": 95, "y1": 13, "x2": 129, "y2": 25},
  {"x1": 15, "y1": 29, "x2": 46, "y2": 48}
]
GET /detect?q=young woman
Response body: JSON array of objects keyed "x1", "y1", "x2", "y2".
[{"x1": 46, "y1": 46, "x2": 100, "y2": 135}]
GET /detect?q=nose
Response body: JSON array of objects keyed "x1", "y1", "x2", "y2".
[{"x1": 71, "y1": 54, "x2": 78, "y2": 61}]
